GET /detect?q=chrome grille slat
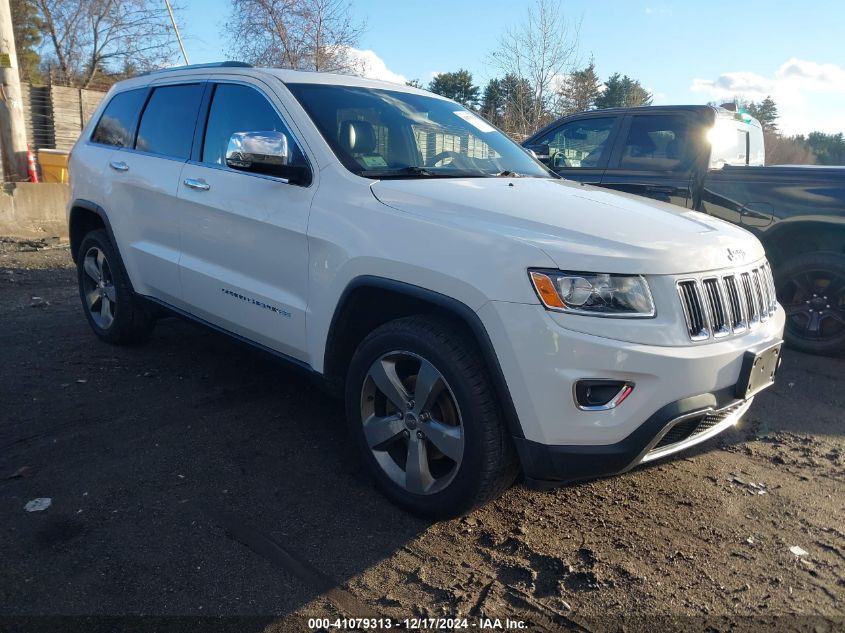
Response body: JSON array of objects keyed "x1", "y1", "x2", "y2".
[
  {"x1": 678, "y1": 261, "x2": 778, "y2": 341},
  {"x1": 723, "y1": 274, "x2": 747, "y2": 332},
  {"x1": 757, "y1": 267, "x2": 769, "y2": 312},
  {"x1": 752, "y1": 268, "x2": 769, "y2": 322},
  {"x1": 677, "y1": 280, "x2": 709, "y2": 340},
  {"x1": 702, "y1": 277, "x2": 729, "y2": 337},
  {"x1": 740, "y1": 272, "x2": 759, "y2": 325},
  {"x1": 764, "y1": 264, "x2": 777, "y2": 313}
]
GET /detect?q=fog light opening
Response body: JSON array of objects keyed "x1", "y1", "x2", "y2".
[{"x1": 574, "y1": 380, "x2": 635, "y2": 411}]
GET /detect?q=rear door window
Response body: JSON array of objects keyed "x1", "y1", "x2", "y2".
[
  {"x1": 135, "y1": 84, "x2": 204, "y2": 160},
  {"x1": 617, "y1": 114, "x2": 689, "y2": 171},
  {"x1": 90, "y1": 88, "x2": 147, "y2": 148}
]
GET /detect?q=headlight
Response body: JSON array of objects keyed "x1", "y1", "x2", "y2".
[{"x1": 529, "y1": 270, "x2": 655, "y2": 317}]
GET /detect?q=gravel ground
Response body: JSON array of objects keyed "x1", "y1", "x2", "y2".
[{"x1": 0, "y1": 240, "x2": 842, "y2": 632}]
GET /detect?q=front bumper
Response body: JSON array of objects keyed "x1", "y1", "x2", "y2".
[
  {"x1": 515, "y1": 389, "x2": 753, "y2": 488},
  {"x1": 477, "y1": 300, "x2": 785, "y2": 483}
]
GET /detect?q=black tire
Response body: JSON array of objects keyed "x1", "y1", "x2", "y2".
[
  {"x1": 76, "y1": 229, "x2": 155, "y2": 345},
  {"x1": 345, "y1": 315, "x2": 519, "y2": 518},
  {"x1": 775, "y1": 250, "x2": 845, "y2": 356}
]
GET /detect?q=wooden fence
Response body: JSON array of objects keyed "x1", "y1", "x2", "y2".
[{"x1": 20, "y1": 82, "x2": 107, "y2": 152}]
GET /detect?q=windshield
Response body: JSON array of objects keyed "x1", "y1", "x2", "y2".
[{"x1": 286, "y1": 83, "x2": 552, "y2": 179}]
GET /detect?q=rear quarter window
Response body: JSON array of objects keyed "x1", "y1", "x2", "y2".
[{"x1": 90, "y1": 88, "x2": 147, "y2": 148}]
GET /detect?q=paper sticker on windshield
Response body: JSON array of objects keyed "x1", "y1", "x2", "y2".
[
  {"x1": 453, "y1": 111, "x2": 495, "y2": 133},
  {"x1": 361, "y1": 155, "x2": 388, "y2": 168}
]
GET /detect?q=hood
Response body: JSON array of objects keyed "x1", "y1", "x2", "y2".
[{"x1": 371, "y1": 177, "x2": 765, "y2": 275}]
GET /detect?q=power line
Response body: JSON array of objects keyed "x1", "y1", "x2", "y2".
[{"x1": 164, "y1": 0, "x2": 189, "y2": 65}]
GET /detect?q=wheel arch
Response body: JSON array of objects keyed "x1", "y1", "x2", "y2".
[
  {"x1": 69, "y1": 199, "x2": 140, "y2": 295},
  {"x1": 69, "y1": 200, "x2": 113, "y2": 262},
  {"x1": 763, "y1": 220, "x2": 845, "y2": 268},
  {"x1": 324, "y1": 276, "x2": 525, "y2": 439}
]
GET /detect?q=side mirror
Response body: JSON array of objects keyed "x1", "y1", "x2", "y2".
[
  {"x1": 526, "y1": 143, "x2": 551, "y2": 165},
  {"x1": 225, "y1": 131, "x2": 310, "y2": 185}
]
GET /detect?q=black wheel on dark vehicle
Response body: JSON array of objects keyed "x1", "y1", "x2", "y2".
[
  {"x1": 77, "y1": 229, "x2": 155, "y2": 345},
  {"x1": 345, "y1": 315, "x2": 518, "y2": 518},
  {"x1": 775, "y1": 251, "x2": 845, "y2": 356}
]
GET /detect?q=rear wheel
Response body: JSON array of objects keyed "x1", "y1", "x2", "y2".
[
  {"x1": 77, "y1": 229, "x2": 155, "y2": 344},
  {"x1": 345, "y1": 315, "x2": 518, "y2": 518},
  {"x1": 775, "y1": 251, "x2": 845, "y2": 356}
]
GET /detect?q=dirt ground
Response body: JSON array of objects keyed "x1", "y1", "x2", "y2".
[{"x1": 0, "y1": 239, "x2": 842, "y2": 632}]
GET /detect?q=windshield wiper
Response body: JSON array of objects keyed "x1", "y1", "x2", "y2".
[
  {"x1": 359, "y1": 166, "x2": 433, "y2": 178},
  {"x1": 495, "y1": 170, "x2": 526, "y2": 178},
  {"x1": 360, "y1": 166, "x2": 488, "y2": 179}
]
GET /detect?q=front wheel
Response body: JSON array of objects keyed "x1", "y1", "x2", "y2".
[
  {"x1": 345, "y1": 315, "x2": 518, "y2": 518},
  {"x1": 775, "y1": 251, "x2": 845, "y2": 356}
]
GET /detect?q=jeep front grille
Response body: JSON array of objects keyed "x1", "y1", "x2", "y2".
[{"x1": 677, "y1": 263, "x2": 777, "y2": 342}]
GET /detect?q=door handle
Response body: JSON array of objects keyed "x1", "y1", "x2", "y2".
[
  {"x1": 742, "y1": 209, "x2": 770, "y2": 220},
  {"x1": 183, "y1": 178, "x2": 210, "y2": 191},
  {"x1": 109, "y1": 160, "x2": 129, "y2": 172}
]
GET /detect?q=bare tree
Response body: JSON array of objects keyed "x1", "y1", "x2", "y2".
[
  {"x1": 34, "y1": 0, "x2": 181, "y2": 88},
  {"x1": 764, "y1": 131, "x2": 816, "y2": 165},
  {"x1": 226, "y1": 0, "x2": 364, "y2": 73},
  {"x1": 488, "y1": 0, "x2": 579, "y2": 136}
]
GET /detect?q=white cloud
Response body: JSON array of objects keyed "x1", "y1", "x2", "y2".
[
  {"x1": 690, "y1": 58, "x2": 845, "y2": 135},
  {"x1": 691, "y1": 71, "x2": 774, "y2": 100},
  {"x1": 344, "y1": 48, "x2": 407, "y2": 85},
  {"x1": 551, "y1": 73, "x2": 568, "y2": 93},
  {"x1": 777, "y1": 58, "x2": 845, "y2": 92}
]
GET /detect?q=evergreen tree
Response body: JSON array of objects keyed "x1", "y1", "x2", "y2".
[
  {"x1": 594, "y1": 73, "x2": 653, "y2": 109},
  {"x1": 557, "y1": 59, "x2": 601, "y2": 115},
  {"x1": 428, "y1": 69, "x2": 480, "y2": 108},
  {"x1": 480, "y1": 75, "x2": 535, "y2": 137},
  {"x1": 481, "y1": 78, "x2": 505, "y2": 125},
  {"x1": 806, "y1": 132, "x2": 845, "y2": 165},
  {"x1": 746, "y1": 96, "x2": 779, "y2": 132},
  {"x1": 11, "y1": 0, "x2": 44, "y2": 83}
]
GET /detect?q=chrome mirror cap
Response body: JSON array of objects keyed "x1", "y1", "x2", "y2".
[{"x1": 225, "y1": 130, "x2": 290, "y2": 173}]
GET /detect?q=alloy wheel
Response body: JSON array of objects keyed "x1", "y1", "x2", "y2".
[
  {"x1": 81, "y1": 246, "x2": 117, "y2": 329},
  {"x1": 778, "y1": 268, "x2": 845, "y2": 342},
  {"x1": 360, "y1": 351, "x2": 465, "y2": 495}
]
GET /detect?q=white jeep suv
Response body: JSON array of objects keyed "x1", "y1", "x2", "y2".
[{"x1": 68, "y1": 62, "x2": 785, "y2": 517}]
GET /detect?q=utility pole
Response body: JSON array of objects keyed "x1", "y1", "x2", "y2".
[
  {"x1": 0, "y1": 0, "x2": 28, "y2": 181},
  {"x1": 164, "y1": 0, "x2": 189, "y2": 65}
]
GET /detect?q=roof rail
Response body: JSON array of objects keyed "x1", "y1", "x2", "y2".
[{"x1": 141, "y1": 61, "x2": 253, "y2": 76}]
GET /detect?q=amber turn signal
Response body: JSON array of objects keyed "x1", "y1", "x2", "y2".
[{"x1": 529, "y1": 271, "x2": 566, "y2": 309}]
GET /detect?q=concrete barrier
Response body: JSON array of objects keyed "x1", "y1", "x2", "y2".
[{"x1": 0, "y1": 183, "x2": 69, "y2": 238}]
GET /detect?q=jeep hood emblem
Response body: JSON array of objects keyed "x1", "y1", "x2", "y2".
[{"x1": 727, "y1": 247, "x2": 746, "y2": 262}]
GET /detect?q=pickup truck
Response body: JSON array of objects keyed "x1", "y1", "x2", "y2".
[{"x1": 523, "y1": 105, "x2": 845, "y2": 355}]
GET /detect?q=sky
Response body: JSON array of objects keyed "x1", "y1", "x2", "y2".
[{"x1": 178, "y1": 0, "x2": 845, "y2": 136}]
